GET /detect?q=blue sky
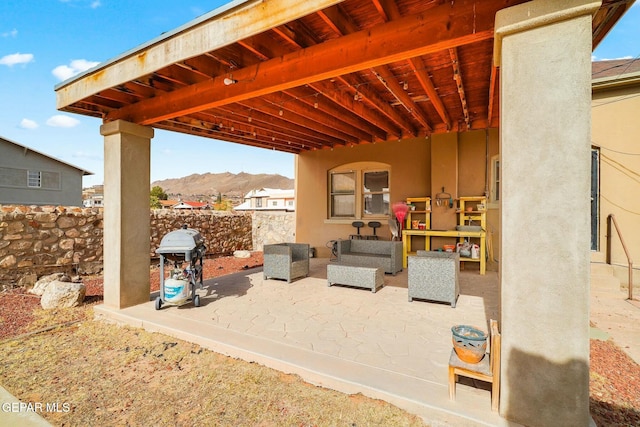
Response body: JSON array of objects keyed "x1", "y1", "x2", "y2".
[{"x1": 1, "y1": 1, "x2": 638, "y2": 188}]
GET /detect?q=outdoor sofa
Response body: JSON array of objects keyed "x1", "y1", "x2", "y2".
[{"x1": 336, "y1": 239, "x2": 403, "y2": 275}]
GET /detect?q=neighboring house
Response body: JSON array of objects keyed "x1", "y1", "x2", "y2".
[
  {"x1": 234, "y1": 188, "x2": 295, "y2": 211},
  {"x1": 54, "y1": 1, "x2": 633, "y2": 425},
  {"x1": 159, "y1": 199, "x2": 209, "y2": 209},
  {"x1": 591, "y1": 59, "x2": 640, "y2": 285},
  {"x1": 82, "y1": 185, "x2": 104, "y2": 207},
  {"x1": 0, "y1": 136, "x2": 91, "y2": 206}
]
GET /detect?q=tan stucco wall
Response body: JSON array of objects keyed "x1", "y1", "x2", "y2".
[
  {"x1": 591, "y1": 79, "x2": 640, "y2": 286},
  {"x1": 295, "y1": 131, "x2": 498, "y2": 260}
]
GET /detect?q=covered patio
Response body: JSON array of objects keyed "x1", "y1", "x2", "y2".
[
  {"x1": 96, "y1": 259, "x2": 502, "y2": 425},
  {"x1": 55, "y1": 0, "x2": 633, "y2": 424}
]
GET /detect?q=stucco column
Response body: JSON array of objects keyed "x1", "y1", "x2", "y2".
[
  {"x1": 495, "y1": 1, "x2": 599, "y2": 425},
  {"x1": 100, "y1": 120, "x2": 154, "y2": 309}
]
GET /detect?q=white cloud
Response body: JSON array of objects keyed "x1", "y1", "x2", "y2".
[
  {"x1": 52, "y1": 59, "x2": 99, "y2": 81},
  {"x1": 59, "y1": 0, "x2": 102, "y2": 8},
  {"x1": 72, "y1": 151, "x2": 102, "y2": 161},
  {"x1": 46, "y1": 115, "x2": 80, "y2": 128},
  {"x1": 1, "y1": 29, "x2": 18, "y2": 38},
  {"x1": 19, "y1": 118, "x2": 39, "y2": 129},
  {"x1": 592, "y1": 54, "x2": 633, "y2": 61},
  {"x1": 0, "y1": 52, "x2": 34, "y2": 67}
]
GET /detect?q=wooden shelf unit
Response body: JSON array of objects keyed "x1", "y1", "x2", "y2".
[
  {"x1": 401, "y1": 196, "x2": 487, "y2": 274},
  {"x1": 404, "y1": 197, "x2": 431, "y2": 230},
  {"x1": 457, "y1": 196, "x2": 487, "y2": 230}
]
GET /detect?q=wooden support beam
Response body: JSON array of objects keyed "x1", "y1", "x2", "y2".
[
  {"x1": 337, "y1": 75, "x2": 414, "y2": 137},
  {"x1": 241, "y1": 98, "x2": 357, "y2": 144},
  {"x1": 218, "y1": 104, "x2": 346, "y2": 147},
  {"x1": 408, "y1": 57, "x2": 451, "y2": 131},
  {"x1": 187, "y1": 110, "x2": 327, "y2": 149},
  {"x1": 487, "y1": 63, "x2": 499, "y2": 127},
  {"x1": 287, "y1": 85, "x2": 389, "y2": 141},
  {"x1": 264, "y1": 92, "x2": 373, "y2": 142},
  {"x1": 105, "y1": 3, "x2": 496, "y2": 125},
  {"x1": 314, "y1": 4, "x2": 410, "y2": 139},
  {"x1": 372, "y1": 65, "x2": 432, "y2": 132},
  {"x1": 154, "y1": 120, "x2": 302, "y2": 154},
  {"x1": 449, "y1": 47, "x2": 470, "y2": 129},
  {"x1": 372, "y1": 0, "x2": 406, "y2": 21}
]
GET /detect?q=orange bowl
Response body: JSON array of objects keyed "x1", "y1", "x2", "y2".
[{"x1": 443, "y1": 244, "x2": 455, "y2": 252}]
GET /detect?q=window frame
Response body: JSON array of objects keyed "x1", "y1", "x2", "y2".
[
  {"x1": 329, "y1": 170, "x2": 357, "y2": 218},
  {"x1": 27, "y1": 170, "x2": 41, "y2": 188},
  {"x1": 362, "y1": 169, "x2": 390, "y2": 217},
  {"x1": 328, "y1": 162, "x2": 391, "y2": 221},
  {"x1": 489, "y1": 155, "x2": 500, "y2": 206}
]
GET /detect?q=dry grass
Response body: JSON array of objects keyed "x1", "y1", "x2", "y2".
[{"x1": 0, "y1": 305, "x2": 427, "y2": 427}]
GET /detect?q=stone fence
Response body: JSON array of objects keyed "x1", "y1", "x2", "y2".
[{"x1": 0, "y1": 205, "x2": 295, "y2": 286}]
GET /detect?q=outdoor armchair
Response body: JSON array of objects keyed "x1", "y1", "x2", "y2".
[
  {"x1": 408, "y1": 250, "x2": 459, "y2": 307},
  {"x1": 263, "y1": 243, "x2": 310, "y2": 283}
]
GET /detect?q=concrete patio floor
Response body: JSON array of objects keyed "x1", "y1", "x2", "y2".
[{"x1": 96, "y1": 258, "x2": 509, "y2": 426}]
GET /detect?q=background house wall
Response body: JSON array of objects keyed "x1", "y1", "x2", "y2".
[
  {"x1": 295, "y1": 131, "x2": 499, "y2": 262},
  {"x1": 0, "y1": 138, "x2": 86, "y2": 207},
  {"x1": 591, "y1": 72, "x2": 640, "y2": 288}
]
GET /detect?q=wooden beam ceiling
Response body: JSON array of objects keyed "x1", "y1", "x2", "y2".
[
  {"x1": 54, "y1": 0, "x2": 631, "y2": 154},
  {"x1": 106, "y1": 2, "x2": 496, "y2": 126}
]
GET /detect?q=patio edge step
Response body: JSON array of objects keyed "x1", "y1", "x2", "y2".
[{"x1": 95, "y1": 303, "x2": 514, "y2": 427}]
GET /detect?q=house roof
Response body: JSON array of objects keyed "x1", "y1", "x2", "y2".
[
  {"x1": 55, "y1": 0, "x2": 632, "y2": 155},
  {"x1": 592, "y1": 58, "x2": 640, "y2": 79},
  {"x1": 0, "y1": 135, "x2": 93, "y2": 176},
  {"x1": 244, "y1": 188, "x2": 294, "y2": 198},
  {"x1": 160, "y1": 199, "x2": 209, "y2": 209},
  {"x1": 592, "y1": 58, "x2": 640, "y2": 90}
]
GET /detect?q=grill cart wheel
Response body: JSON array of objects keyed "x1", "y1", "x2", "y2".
[
  {"x1": 155, "y1": 296, "x2": 163, "y2": 310},
  {"x1": 193, "y1": 294, "x2": 201, "y2": 307}
]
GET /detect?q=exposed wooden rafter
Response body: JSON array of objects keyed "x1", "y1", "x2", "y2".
[
  {"x1": 449, "y1": 47, "x2": 470, "y2": 130},
  {"x1": 408, "y1": 57, "x2": 451, "y2": 131},
  {"x1": 372, "y1": 65, "x2": 432, "y2": 132}
]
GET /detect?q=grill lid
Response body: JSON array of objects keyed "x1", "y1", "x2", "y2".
[{"x1": 156, "y1": 225, "x2": 205, "y2": 254}]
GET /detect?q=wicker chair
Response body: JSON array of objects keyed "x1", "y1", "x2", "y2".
[
  {"x1": 408, "y1": 250, "x2": 459, "y2": 307},
  {"x1": 263, "y1": 243, "x2": 310, "y2": 283}
]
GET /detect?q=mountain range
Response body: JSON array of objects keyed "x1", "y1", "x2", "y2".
[{"x1": 151, "y1": 172, "x2": 294, "y2": 199}]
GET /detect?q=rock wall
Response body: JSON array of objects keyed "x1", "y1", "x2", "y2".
[
  {"x1": 150, "y1": 209, "x2": 253, "y2": 258},
  {"x1": 0, "y1": 205, "x2": 295, "y2": 286},
  {"x1": 0, "y1": 205, "x2": 104, "y2": 285},
  {"x1": 251, "y1": 211, "x2": 296, "y2": 250}
]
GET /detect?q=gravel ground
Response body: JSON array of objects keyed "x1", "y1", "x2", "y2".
[{"x1": 1, "y1": 252, "x2": 639, "y2": 425}]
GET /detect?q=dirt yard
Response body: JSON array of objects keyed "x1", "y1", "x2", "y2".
[
  {"x1": 1, "y1": 253, "x2": 639, "y2": 425},
  {"x1": 0, "y1": 253, "x2": 426, "y2": 426}
]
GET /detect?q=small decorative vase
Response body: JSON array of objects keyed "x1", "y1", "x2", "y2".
[{"x1": 451, "y1": 325, "x2": 488, "y2": 364}]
